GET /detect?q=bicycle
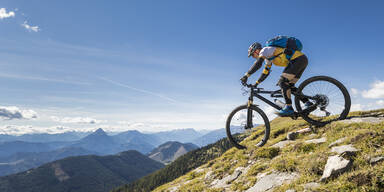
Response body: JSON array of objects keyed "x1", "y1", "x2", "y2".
[{"x1": 226, "y1": 75, "x2": 351, "y2": 149}]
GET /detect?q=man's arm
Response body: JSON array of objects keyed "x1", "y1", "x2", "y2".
[
  {"x1": 255, "y1": 63, "x2": 272, "y2": 84},
  {"x1": 244, "y1": 57, "x2": 264, "y2": 77}
]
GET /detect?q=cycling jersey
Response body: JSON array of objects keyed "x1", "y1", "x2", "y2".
[
  {"x1": 259, "y1": 47, "x2": 304, "y2": 67},
  {"x1": 245, "y1": 47, "x2": 307, "y2": 85}
]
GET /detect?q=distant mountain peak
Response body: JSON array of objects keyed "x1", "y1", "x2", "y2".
[
  {"x1": 148, "y1": 141, "x2": 199, "y2": 164},
  {"x1": 93, "y1": 128, "x2": 107, "y2": 136}
]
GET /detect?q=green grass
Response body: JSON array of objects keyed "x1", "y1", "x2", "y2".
[{"x1": 152, "y1": 109, "x2": 384, "y2": 192}]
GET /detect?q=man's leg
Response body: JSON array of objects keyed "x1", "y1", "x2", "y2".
[
  {"x1": 279, "y1": 73, "x2": 296, "y2": 106},
  {"x1": 277, "y1": 55, "x2": 308, "y2": 116}
]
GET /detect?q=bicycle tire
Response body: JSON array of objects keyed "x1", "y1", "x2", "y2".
[
  {"x1": 294, "y1": 76, "x2": 351, "y2": 126},
  {"x1": 226, "y1": 105, "x2": 270, "y2": 149}
]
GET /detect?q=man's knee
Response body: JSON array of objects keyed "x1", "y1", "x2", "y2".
[{"x1": 277, "y1": 77, "x2": 291, "y2": 89}]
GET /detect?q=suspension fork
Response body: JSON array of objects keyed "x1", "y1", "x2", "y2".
[{"x1": 246, "y1": 87, "x2": 254, "y2": 129}]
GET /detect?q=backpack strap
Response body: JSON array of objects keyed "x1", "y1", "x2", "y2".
[
  {"x1": 267, "y1": 49, "x2": 296, "y2": 62},
  {"x1": 284, "y1": 48, "x2": 295, "y2": 61},
  {"x1": 267, "y1": 52, "x2": 283, "y2": 61}
]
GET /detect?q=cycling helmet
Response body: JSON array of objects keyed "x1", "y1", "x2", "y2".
[{"x1": 248, "y1": 42, "x2": 262, "y2": 57}]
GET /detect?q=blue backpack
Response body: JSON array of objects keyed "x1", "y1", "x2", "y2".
[{"x1": 265, "y1": 36, "x2": 303, "y2": 60}]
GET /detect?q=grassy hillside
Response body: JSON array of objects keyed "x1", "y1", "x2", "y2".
[{"x1": 153, "y1": 109, "x2": 384, "y2": 192}]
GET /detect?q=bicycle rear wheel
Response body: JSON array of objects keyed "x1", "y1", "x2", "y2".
[
  {"x1": 226, "y1": 105, "x2": 270, "y2": 149},
  {"x1": 294, "y1": 76, "x2": 351, "y2": 126}
]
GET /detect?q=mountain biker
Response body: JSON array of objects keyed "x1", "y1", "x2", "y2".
[{"x1": 240, "y1": 41, "x2": 312, "y2": 116}]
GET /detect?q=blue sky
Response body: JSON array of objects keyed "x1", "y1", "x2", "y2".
[{"x1": 0, "y1": 0, "x2": 383, "y2": 134}]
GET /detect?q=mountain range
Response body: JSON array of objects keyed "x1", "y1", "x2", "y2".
[
  {"x1": 0, "y1": 127, "x2": 226, "y2": 177},
  {"x1": 0, "y1": 150, "x2": 164, "y2": 192}
]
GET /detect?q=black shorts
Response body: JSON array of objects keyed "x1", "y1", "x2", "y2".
[{"x1": 283, "y1": 55, "x2": 308, "y2": 79}]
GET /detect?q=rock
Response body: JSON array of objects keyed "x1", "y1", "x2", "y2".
[
  {"x1": 194, "y1": 167, "x2": 205, "y2": 173},
  {"x1": 287, "y1": 132, "x2": 298, "y2": 140},
  {"x1": 245, "y1": 171, "x2": 299, "y2": 192},
  {"x1": 272, "y1": 140, "x2": 294, "y2": 149},
  {"x1": 297, "y1": 127, "x2": 312, "y2": 133},
  {"x1": 328, "y1": 137, "x2": 347, "y2": 148},
  {"x1": 204, "y1": 170, "x2": 214, "y2": 181},
  {"x1": 304, "y1": 182, "x2": 321, "y2": 190},
  {"x1": 340, "y1": 117, "x2": 384, "y2": 124},
  {"x1": 370, "y1": 156, "x2": 384, "y2": 165},
  {"x1": 168, "y1": 186, "x2": 179, "y2": 192},
  {"x1": 210, "y1": 167, "x2": 243, "y2": 188},
  {"x1": 227, "y1": 167, "x2": 243, "y2": 183},
  {"x1": 320, "y1": 155, "x2": 352, "y2": 182},
  {"x1": 305, "y1": 137, "x2": 326, "y2": 144},
  {"x1": 287, "y1": 128, "x2": 312, "y2": 140},
  {"x1": 331, "y1": 144, "x2": 358, "y2": 155}
]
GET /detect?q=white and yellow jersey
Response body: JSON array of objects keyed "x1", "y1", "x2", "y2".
[{"x1": 259, "y1": 46, "x2": 304, "y2": 67}]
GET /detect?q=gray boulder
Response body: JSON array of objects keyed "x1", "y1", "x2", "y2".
[
  {"x1": 370, "y1": 156, "x2": 384, "y2": 165},
  {"x1": 340, "y1": 117, "x2": 384, "y2": 124},
  {"x1": 246, "y1": 171, "x2": 299, "y2": 192},
  {"x1": 210, "y1": 167, "x2": 244, "y2": 188},
  {"x1": 331, "y1": 144, "x2": 358, "y2": 155},
  {"x1": 305, "y1": 137, "x2": 326, "y2": 144},
  {"x1": 320, "y1": 155, "x2": 352, "y2": 182},
  {"x1": 272, "y1": 140, "x2": 294, "y2": 149}
]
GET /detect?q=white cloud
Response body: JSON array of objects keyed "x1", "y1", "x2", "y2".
[
  {"x1": 0, "y1": 125, "x2": 96, "y2": 135},
  {"x1": 0, "y1": 8, "x2": 15, "y2": 19},
  {"x1": 351, "y1": 88, "x2": 359, "y2": 96},
  {"x1": 362, "y1": 80, "x2": 384, "y2": 99},
  {"x1": 0, "y1": 106, "x2": 37, "y2": 120},
  {"x1": 21, "y1": 21, "x2": 40, "y2": 32},
  {"x1": 50, "y1": 116, "x2": 106, "y2": 124}
]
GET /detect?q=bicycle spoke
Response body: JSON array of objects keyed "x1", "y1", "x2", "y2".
[
  {"x1": 226, "y1": 105, "x2": 270, "y2": 149},
  {"x1": 295, "y1": 77, "x2": 350, "y2": 126}
]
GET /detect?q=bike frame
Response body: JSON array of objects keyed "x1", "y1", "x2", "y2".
[{"x1": 245, "y1": 86, "x2": 316, "y2": 128}]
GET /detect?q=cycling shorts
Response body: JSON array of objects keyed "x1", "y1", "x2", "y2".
[{"x1": 283, "y1": 55, "x2": 308, "y2": 79}]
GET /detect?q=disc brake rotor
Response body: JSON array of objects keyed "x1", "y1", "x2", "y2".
[{"x1": 314, "y1": 94, "x2": 329, "y2": 108}]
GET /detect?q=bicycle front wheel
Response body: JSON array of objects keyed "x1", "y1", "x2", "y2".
[
  {"x1": 226, "y1": 105, "x2": 270, "y2": 149},
  {"x1": 295, "y1": 76, "x2": 351, "y2": 126}
]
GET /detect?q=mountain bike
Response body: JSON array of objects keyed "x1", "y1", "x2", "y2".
[{"x1": 226, "y1": 76, "x2": 351, "y2": 149}]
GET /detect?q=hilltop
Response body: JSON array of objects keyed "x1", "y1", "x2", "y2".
[{"x1": 152, "y1": 109, "x2": 384, "y2": 192}]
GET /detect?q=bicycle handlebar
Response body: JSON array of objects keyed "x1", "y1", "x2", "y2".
[{"x1": 244, "y1": 83, "x2": 261, "y2": 89}]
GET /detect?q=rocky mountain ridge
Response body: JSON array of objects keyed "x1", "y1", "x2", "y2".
[{"x1": 153, "y1": 109, "x2": 384, "y2": 192}]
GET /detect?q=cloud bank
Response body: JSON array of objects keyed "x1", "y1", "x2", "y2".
[
  {"x1": 0, "y1": 8, "x2": 15, "y2": 19},
  {"x1": 0, "y1": 125, "x2": 95, "y2": 135},
  {"x1": 0, "y1": 106, "x2": 37, "y2": 120},
  {"x1": 50, "y1": 116, "x2": 106, "y2": 124},
  {"x1": 362, "y1": 80, "x2": 384, "y2": 99}
]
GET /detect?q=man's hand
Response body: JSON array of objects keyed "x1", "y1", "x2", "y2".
[{"x1": 240, "y1": 75, "x2": 248, "y2": 86}]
